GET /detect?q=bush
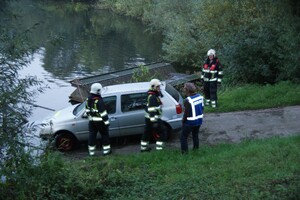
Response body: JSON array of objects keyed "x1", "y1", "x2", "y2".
[{"x1": 98, "y1": 0, "x2": 300, "y2": 85}]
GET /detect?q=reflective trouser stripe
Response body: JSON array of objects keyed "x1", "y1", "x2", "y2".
[
  {"x1": 205, "y1": 99, "x2": 210, "y2": 105},
  {"x1": 141, "y1": 140, "x2": 149, "y2": 150},
  {"x1": 103, "y1": 145, "x2": 111, "y2": 155},
  {"x1": 211, "y1": 101, "x2": 216, "y2": 107},
  {"x1": 88, "y1": 145, "x2": 96, "y2": 156},
  {"x1": 156, "y1": 141, "x2": 165, "y2": 150}
]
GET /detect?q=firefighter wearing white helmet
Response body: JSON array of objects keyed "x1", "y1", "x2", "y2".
[
  {"x1": 150, "y1": 78, "x2": 161, "y2": 88},
  {"x1": 207, "y1": 49, "x2": 216, "y2": 57},
  {"x1": 90, "y1": 83, "x2": 103, "y2": 94},
  {"x1": 141, "y1": 78, "x2": 166, "y2": 152},
  {"x1": 201, "y1": 49, "x2": 223, "y2": 108},
  {"x1": 85, "y1": 83, "x2": 111, "y2": 156}
]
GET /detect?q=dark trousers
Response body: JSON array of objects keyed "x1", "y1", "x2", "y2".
[
  {"x1": 180, "y1": 124, "x2": 201, "y2": 153},
  {"x1": 142, "y1": 118, "x2": 166, "y2": 142},
  {"x1": 88, "y1": 121, "x2": 110, "y2": 146},
  {"x1": 204, "y1": 81, "x2": 218, "y2": 101}
]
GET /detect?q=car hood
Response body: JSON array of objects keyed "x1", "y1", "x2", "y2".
[{"x1": 41, "y1": 104, "x2": 78, "y2": 124}]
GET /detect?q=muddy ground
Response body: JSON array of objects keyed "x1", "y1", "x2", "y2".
[{"x1": 63, "y1": 105, "x2": 300, "y2": 159}]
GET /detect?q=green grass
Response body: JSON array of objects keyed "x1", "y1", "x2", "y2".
[
  {"x1": 204, "y1": 81, "x2": 300, "y2": 113},
  {"x1": 61, "y1": 135, "x2": 300, "y2": 199}
]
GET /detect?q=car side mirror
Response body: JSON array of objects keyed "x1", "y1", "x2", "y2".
[{"x1": 82, "y1": 112, "x2": 88, "y2": 119}]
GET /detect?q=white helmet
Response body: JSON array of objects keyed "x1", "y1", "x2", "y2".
[
  {"x1": 150, "y1": 78, "x2": 161, "y2": 88},
  {"x1": 207, "y1": 49, "x2": 216, "y2": 57},
  {"x1": 90, "y1": 83, "x2": 103, "y2": 95}
]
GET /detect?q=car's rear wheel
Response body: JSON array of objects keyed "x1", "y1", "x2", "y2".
[
  {"x1": 152, "y1": 123, "x2": 172, "y2": 142},
  {"x1": 55, "y1": 132, "x2": 78, "y2": 152}
]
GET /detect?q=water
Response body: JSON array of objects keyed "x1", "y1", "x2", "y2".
[
  {"x1": 8, "y1": 1, "x2": 164, "y2": 122},
  {"x1": 3, "y1": 1, "x2": 164, "y2": 151}
]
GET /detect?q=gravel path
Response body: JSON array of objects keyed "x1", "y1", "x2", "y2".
[{"x1": 63, "y1": 105, "x2": 300, "y2": 159}]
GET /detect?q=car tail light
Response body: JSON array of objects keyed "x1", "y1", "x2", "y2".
[{"x1": 176, "y1": 104, "x2": 182, "y2": 114}]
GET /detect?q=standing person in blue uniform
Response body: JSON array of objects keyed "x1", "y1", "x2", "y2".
[
  {"x1": 201, "y1": 49, "x2": 223, "y2": 108},
  {"x1": 85, "y1": 83, "x2": 111, "y2": 156},
  {"x1": 141, "y1": 79, "x2": 166, "y2": 152},
  {"x1": 180, "y1": 82, "x2": 204, "y2": 154}
]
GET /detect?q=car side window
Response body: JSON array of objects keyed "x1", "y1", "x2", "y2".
[
  {"x1": 103, "y1": 96, "x2": 117, "y2": 114},
  {"x1": 121, "y1": 93, "x2": 148, "y2": 112}
]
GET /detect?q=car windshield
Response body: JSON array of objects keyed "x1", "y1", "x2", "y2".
[{"x1": 73, "y1": 103, "x2": 85, "y2": 116}]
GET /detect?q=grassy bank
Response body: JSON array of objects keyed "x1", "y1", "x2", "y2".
[
  {"x1": 202, "y1": 81, "x2": 300, "y2": 113},
  {"x1": 15, "y1": 135, "x2": 299, "y2": 199}
]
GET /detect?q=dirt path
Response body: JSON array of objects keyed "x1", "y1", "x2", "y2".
[{"x1": 63, "y1": 106, "x2": 300, "y2": 159}]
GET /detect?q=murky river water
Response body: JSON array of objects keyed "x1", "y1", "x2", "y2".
[{"x1": 10, "y1": 1, "x2": 164, "y2": 123}]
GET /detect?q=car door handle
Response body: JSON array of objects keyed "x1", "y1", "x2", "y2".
[{"x1": 110, "y1": 117, "x2": 117, "y2": 121}]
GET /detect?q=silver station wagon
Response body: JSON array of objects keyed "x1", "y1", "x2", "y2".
[{"x1": 39, "y1": 82, "x2": 184, "y2": 151}]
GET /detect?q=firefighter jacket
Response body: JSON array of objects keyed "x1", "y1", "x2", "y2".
[
  {"x1": 144, "y1": 89, "x2": 162, "y2": 122},
  {"x1": 182, "y1": 93, "x2": 204, "y2": 126},
  {"x1": 85, "y1": 94, "x2": 110, "y2": 125},
  {"x1": 201, "y1": 57, "x2": 223, "y2": 83}
]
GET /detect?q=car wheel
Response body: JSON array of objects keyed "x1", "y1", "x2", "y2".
[
  {"x1": 152, "y1": 123, "x2": 171, "y2": 141},
  {"x1": 55, "y1": 132, "x2": 77, "y2": 152}
]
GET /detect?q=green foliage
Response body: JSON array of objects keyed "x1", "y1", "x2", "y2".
[
  {"x1": 100, "y1": 0, "x2": 152, "y2": 20},
  {"x1": 98, "y1": 0, "x2": 300, "y2": 85},
  {"x1": 130, "y1": 64, "x2": 160, "y2": 82},
  {"x1": 0, "y1": 2, "x2": 44, "y2": 198}
]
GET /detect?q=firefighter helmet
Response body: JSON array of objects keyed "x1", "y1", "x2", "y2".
[
  {"x1": 207, "y1": 49, "x2": 216, "y2": 57},
  {"x1": 90, "y1": 83, "x2": 102, "y2": 95},
  {"x1": 150, "y1": 78, "x2": 162, "y2": 88}
]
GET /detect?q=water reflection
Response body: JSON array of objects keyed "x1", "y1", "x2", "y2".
[
  {"x1": 29, "y1": 1, "x2": 163, "y2": 79},
  {"x1": 7, "y1": 1, "x2": 164, "y2": 119}
]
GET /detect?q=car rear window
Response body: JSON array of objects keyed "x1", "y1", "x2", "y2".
[{"x1": 165, "y1": 83, "x2": 180, "y2": 102}]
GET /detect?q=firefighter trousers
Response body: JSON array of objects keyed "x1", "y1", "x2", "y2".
[
  {"x1": 204, "y1": 81, "x2": 218, "y2": 105},
  {"x1": 141, "y1": 118, "x2": 166, "y2": 150},
  {"x1": 88, "y1": 121, "x2": 110, "y2": 147}
]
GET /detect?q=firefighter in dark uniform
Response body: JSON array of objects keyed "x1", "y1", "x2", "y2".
[
  {"x1": 201, "y1": 49, "x2": 223, "y2": 108},
  {"x1": 181, "y1": 82, "x2": 204, "y2": 154},
  {"x1": 85, "y1": 83, "x2": 111, "y2": 156},
  {"x1": 141, "y1": 79, "x2": 166, "y2": 152}
]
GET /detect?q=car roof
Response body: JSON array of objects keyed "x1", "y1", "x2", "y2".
[{"x1": 101, "y1": 81, "x2": 166, "y2": 95}]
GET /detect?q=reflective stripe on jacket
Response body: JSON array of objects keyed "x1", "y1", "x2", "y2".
[
  {"x1": 185, "y1": 94, "x2": 204, "y2": 126},
  {"x1": 201, "y1": 57, "x2": 223, "y2": 82},
  {"x1": 145, "y1": 90, "x2": 162, "y2": 122},
  {"x1": 85, "y1": 95, "x2": 110, "y2": 125}
]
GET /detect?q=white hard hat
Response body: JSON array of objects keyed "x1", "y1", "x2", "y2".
[
  {"x1": 207, "y1": 49, "x2": 216, "y2": 57},
  {"x1": 90, "y1": 83, "x2": 103, "y2": 95},
  {"x1": 150, "y1": 78, "x2": 161, "y2": 88}
]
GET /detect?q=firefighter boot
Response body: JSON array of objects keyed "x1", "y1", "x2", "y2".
[
  {"x1": 205, "y1": 99, "x2": 210, "y2": 106},
  {"x1": 103, "y1": 144, "x2": 112, "y2": 156},
  {"x1": 88, "y1": 145, "x2": 96, "y2": 156},
  {"x1": 141, "y1": 140, "x2": 152, "y2": 152},
  {"x1": 211, "y1": 100, "x2": 217, "y2": 108},
  {"x1": 156, "y1": 141, "x2": 165, "y2": 150}
]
